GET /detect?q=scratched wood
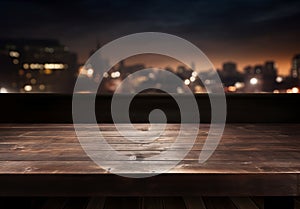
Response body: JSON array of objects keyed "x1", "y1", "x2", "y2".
[{"x1": 0, "y1": 124, "x2": 299, "y2": 196}]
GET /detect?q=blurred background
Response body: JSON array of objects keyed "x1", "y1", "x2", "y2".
[{"x1": 0, "y1": 0, "x2": 300, "y2": 94}]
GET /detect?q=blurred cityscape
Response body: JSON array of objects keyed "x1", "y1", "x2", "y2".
[{"x1": 0, "y1": 38, "x2": 300, "y2": 94}]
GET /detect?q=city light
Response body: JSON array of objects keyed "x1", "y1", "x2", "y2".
[
  {"x1": 9, "y1": 51, "x2": 19, "y2": 58},
  {"x1": 204, "y1": 79, "x2": 211, "y2": 85},
  {"x1": 176, "y1": 87, "x2": 184, "y2": 94},
  {"x1": 250, "y1": 77, "x2": 258, "y2": 85},
  {"x1": 190, "y1": 76, "x2": 196, "y2": 82},
  {"x1": 87, "y1": 68, "x2": 94, "y2": 77},
  {"x1": 44, "y1": 63, "x2": 65, "y2": 70},
  {"x1": 111, "y1": 71, "x2": 121, "y2": 78},
  {"x1": 26, "y1": 63, "x2": 65, "y2": 70},
  {"x1": 292, "y1": 87, "x2": 299, "y2": 93},
  {"x1": 286, "y1": 87, "x2": 299, "y2": 93},
  {"x1": 18, "y1": 69, "x2": 24, "y2": 76},
  {"x1": 148, "y1": 72, "x2": 155, "y2": 79},
  {"x1": 0, "y1": 39, "x2": 77, "y2": 93},
  {"x1": 26, "y1": 73, "x2": 32, "y2": 79},
  {"x1": 0, "y1": 87, "x2": 8, "y2": 93},
  {"x1": 44, "y1": 47, "x2": 54, "y2": 53},
  {"x1": 30, "y1": 78, "x2": 37, "y2": 85},
  {"x1": 39, "y1": 84, "x2": 45, "y2": 91},
  {"x1": 24, "y1": 85, "x2": 32, "y2": 92},
  {"x1": 194, "y1": 85, "x2": 203, "y2": 93},
  {"x1": 44, "y1": 69, "x2": 52, "y2": 75},
  {"x1": 184, "y1": 79, "x2": 190, "y2": 85},
  {"x1": 228, "y1": 86, "x2": 237, "y2": 92},
  {"x1": 235, "y1": 82, "x2": 245, "y2": 89},
  {"x1": 12, "y1": 59, "x2": 19, "y2": 64},
  {"x1": 276, "y1": 76, "x2": 283, "y2": 83},
  {"x1": 23, "y1": 63, "x2": 29, "y2": 69},
  {"x1": 103, "y1": 72, "x2": 109, "y2": 78},
  {"x1": 0, "y1": 38, "x2": 300, "y2": 94},
  {"x1": 29, "y1": 63, "x2": 44, "y2": 70}
]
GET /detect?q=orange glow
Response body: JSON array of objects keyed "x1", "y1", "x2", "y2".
[
  {"x1": 228, "y1": 86, "x2": 237, "y2": 92},
  {"x1": 44, "y1": 69, "x2": 53, "y2": 75},
  {"x1": 287, "y1": 87, "x2": 299, "y2": 93},
  {"x1": 79, "y1": 45, "x2": 296, "y2": 76}
]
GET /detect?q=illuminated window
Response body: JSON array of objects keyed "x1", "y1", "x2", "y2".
[{"x1": 9, "y1": 51, "x2": 20, "y2": 58}]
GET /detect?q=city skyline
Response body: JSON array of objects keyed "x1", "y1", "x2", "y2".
[
  {"x1": 98, "y1": 49, "x2": 296, "y2": 76},
  {"x1": 1, "y1": 34, "x2": 296, "y2": 76},
  {"x1": 1, "y1": 37, "x2": 299, "y2": 94},
  {"x1": 1, "y1": 37, "x2": 297, "y2": 76}
]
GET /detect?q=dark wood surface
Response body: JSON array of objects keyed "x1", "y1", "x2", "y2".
[
  {"x1": 0, "y1": 124, "x2": 300, "y2": 196},
  {"x1": 0, "y1": 196, "x2": 268, "y2": 209},
  {"x1": 3, "y1": 196, "x2": 299, "y2": 208}
]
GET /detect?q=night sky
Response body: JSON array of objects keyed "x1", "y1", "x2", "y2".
[{"x1": 1, "y1": 0, "x2": 300, "y2": 75}]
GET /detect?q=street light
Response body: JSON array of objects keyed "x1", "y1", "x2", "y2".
[
  {"x1": 0, "y1": 87, "x2": 8, "y2": 93},
  {"x1": 250, "y1": 77, "x2": 258, "y2": 85}
]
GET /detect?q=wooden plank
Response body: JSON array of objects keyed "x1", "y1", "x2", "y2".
[
  {"x1": 62, "y1": 197, "x2": 89, "y2": 209},
  {"x1": 86, "y1": 197, "x2": 106, "y2": 209},
  {"x1": 0, "y1": 124, "x2": 299, "y2": 196},
  {"x1": 163, "y1": 197, "x2": 187, "y2": 209},
  {"x1": 103, "y1": 197, "x2": 141, "y2": 209},
  {"x1": 1, "y1": 123, "x2": 300, "y2": 134},
  {"x1": 0, "y1": 151, "x2": 299, "y2": 170},
  {"x1": 251, "y1": 197, "x2": 264, "y2": 209},
  {"x1": 183, "y1": 197, "x2": 206, "y2": 209},
  {"x1": 2, "y1": 159, "x2": 300, "y2": 174},
  {"x1": 203, "y1": 197, "x2": 237, "y2": 209},
  {"x1": 3, "y1": 141, "x2": 300, "y2": 151},
  {"x1": 0, "y1": 159, "x2": 300, "y2": 175},
  {"x1": 1, "y1": 123, "x2": 300, "y2": 131},
  {"x1": 42, "y1": 197, "x2": 67, "y2": 209},
  {"x1": 231, "y1": 197, "x2": 259, "y2": 209},
  {"x1": 1, "y1": 138, "x2": 300, "y2": 148},
  {"x1": 143, "y1": 197, "x2": 164, "y2": 209}
]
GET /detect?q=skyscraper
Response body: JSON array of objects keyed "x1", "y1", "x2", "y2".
[
  {"x1": 220, "y1": 62, "x2": 243, "y2": 87},
  {"x1": 223, "y1": 62, "x2": 238, "y2": 76},
  {"x1": 262, "y1": 61, "x2": 277, "y2": 92},
  {"x1": 291, "y1": 54, "x2": 300, "y2": 84},
  {"x1": 0, "y1": 39, "x2": 78, "y2": 93}
]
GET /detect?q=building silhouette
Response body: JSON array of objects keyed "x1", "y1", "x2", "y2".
[
  {"x1": 218, "y1": 62, "x2": 243, "y2": 87},
  {"x1": 0, "y1": 39, "x2": 78, "y2": 93},
  {"x1": 262, "y1": 61, "x2": 277, "y2": 92},
  {"x1": 291, "y1": 54, "x2": 300, "y2": 86}
]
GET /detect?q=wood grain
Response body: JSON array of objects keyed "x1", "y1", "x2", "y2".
[{"x1": 0, "y1": 124, "x2": 299, "y2": 196}]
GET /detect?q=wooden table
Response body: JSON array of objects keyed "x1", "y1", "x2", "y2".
[{"x1": 0, "y1": 123, "x2": 299, "y2": 198}]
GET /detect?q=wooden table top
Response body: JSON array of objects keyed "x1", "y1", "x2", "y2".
[{"x1": 0, "y1": 123, "x2": 299, "y2": 196}]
